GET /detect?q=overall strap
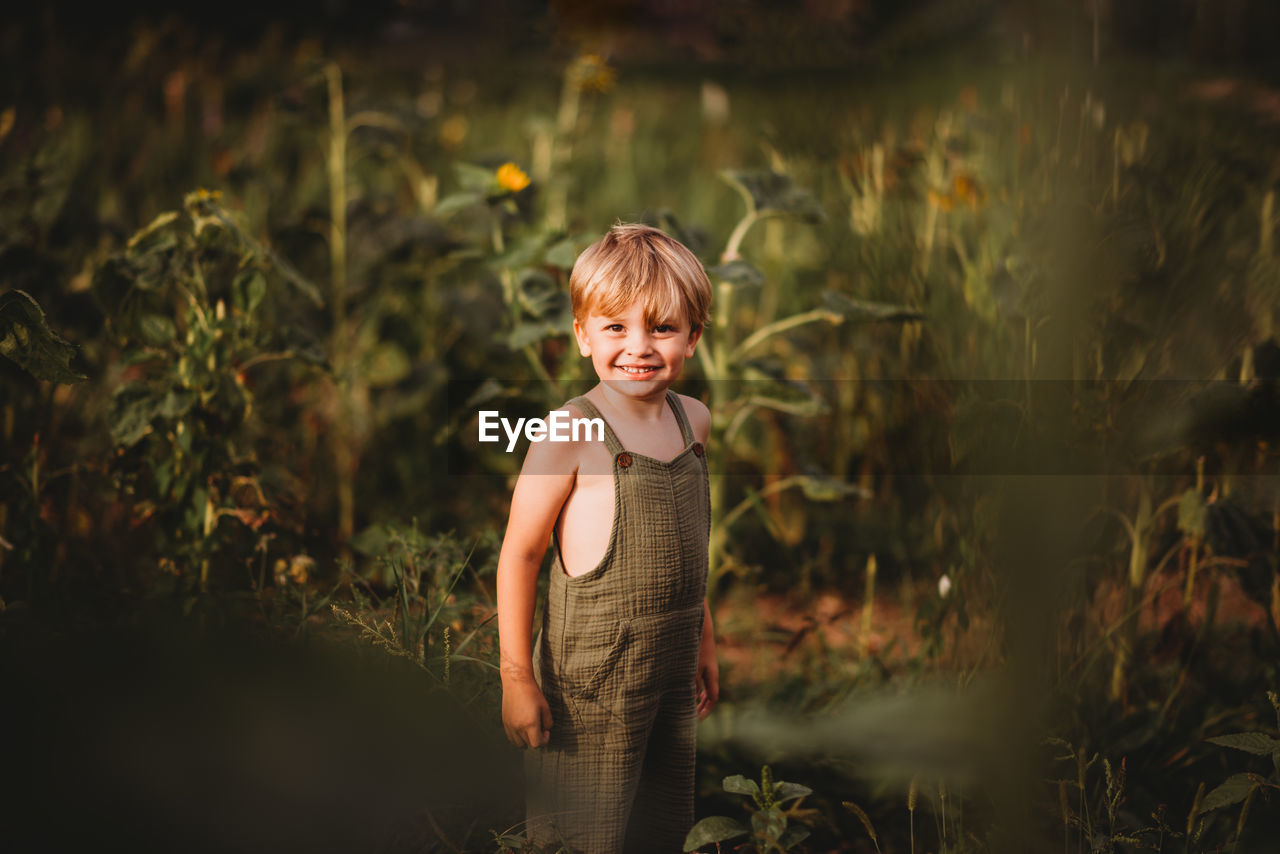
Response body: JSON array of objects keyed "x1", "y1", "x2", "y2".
[
  {"x1": 665, "y1": 389, "x2": 695, "y2": 446},
  {"x1": 568, "y1": 395, "x2": 625, "y2": 455}
]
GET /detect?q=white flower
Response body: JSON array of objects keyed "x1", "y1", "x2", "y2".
[{"x1": 938, "y1": 574, "x2": 952, "y2": 599}]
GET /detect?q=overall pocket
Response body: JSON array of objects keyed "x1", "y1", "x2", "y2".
[{"x1": 556, "y1": 619, "x2": 630, "y2": 700}]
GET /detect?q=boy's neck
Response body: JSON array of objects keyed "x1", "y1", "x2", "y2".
[{"x1": 590, "y1": 382, "x2": 673, "y2": 422}]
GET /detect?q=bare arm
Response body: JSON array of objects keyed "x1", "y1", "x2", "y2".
[
  {"x1": 681, "y1": 393, "x2": 711, "y2": 449},
  {"x1": 496, "y1": 411, "x2": 579, "y2": 747},
  {"x1": 697, "y1": 597, "x2": 719, "y2": 718},
  {"x1": 682, "y1": 394, "x2": 719, "y2": 718}
]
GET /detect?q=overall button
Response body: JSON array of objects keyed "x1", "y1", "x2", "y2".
[
  {"x1": 692, "y1": 443, "x2": 704, "y2": 457},
  {"x1": 616, "y1": 452, "x2": 632, "y2": 468}
]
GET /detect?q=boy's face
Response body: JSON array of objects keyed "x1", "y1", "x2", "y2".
[{"x1": 573, "y1": 300, "x2": 702, "y2": 398}]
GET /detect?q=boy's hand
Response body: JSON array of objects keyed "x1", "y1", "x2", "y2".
[
  {"x1": 502, "y1": 676, "x2": 553, "y2": 748},
  {"x1": 695, "y1": 629, "x2": 719, "y2": 720}
]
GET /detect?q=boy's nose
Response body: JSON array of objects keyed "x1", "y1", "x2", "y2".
[{"x1": 624, "y1": 331, "x2": 653, "y2": 353}]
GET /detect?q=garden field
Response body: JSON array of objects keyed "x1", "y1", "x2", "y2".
[{"x1": 4, "y1": 1, "x2": 1280, "y2": 851}]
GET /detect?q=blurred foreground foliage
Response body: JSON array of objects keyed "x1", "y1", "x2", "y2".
[{"x1": 4, "y1": 3, "x2": 1280, "y2": 851}]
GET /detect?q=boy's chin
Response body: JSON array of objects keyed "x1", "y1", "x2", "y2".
[{"x1": 599, "y1": 377, "x2": 673, "y2": 395}]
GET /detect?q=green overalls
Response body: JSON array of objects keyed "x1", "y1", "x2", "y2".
[{"x1": 524, "y1": 389, "x2": 710, "y2": 854}]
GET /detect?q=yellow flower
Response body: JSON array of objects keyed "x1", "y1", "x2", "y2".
[
  {"x1": 288, "y1": 554, "x2": 315, "y2": 585},
  {"x1": 927, "y1": 188, "x2": 954, "y2": 212},
  {"x1": 569, "y1": 53, "x2": 616, "y2": 93},
  {"x1": 952, "y1": 173, "x2": 984, "y2": 208},
  {"x1": 496, "y1": 162, "x2": 531, "y2": 193}
]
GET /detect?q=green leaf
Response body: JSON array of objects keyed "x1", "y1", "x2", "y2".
[
  {"x1": 434, "y1": 192, "x2": 485, "y2": 217},
  {"x1": 709, "y1": 259, "x2": 765, "y2": 289},
  {"x1": 366, "y1": 342, "x2": 411, "y2": 388},
  {"x1": 1206, "y1": 732, "x2": 1280, "y2": 756},
  {"x1": 777, "y1": 824, "x2": 811, "y2": 849},
  {"x1": 739, "y1": 360, "x2": 828, "y2": 416},
  {"x1": 545, "y1": 233, "x2": 596, "y2": 269},
  {"x1": 349, "y1": 524, "x2": 392, "y2": 557},
  {"x1": 745, "y1": 394, "x2": 828, "y2": 418},
  {"x1": 0, "y1": 289, "x2": 88, "y2": 383},
  {"x1": 454, "y1": 162, "x2": 498, "y2": 194},
  {"x1": 772, "y1": 780, "x2": 813, "y2": 804},
  {"x1": 495, "y1": 235, "x2": 549, "y2": 271},
  {"x1": 154, "y1": 458, "x2": 173, "y2": 498},
  {"x1": 233, "y1": 270, "x2": 267, "y2": 314},
  {"x1": 720, "y1": 170, "x2": 824, "y2": 223},
  {"x1": 823, "y1": 291, "x2": 923, "y2": 323},
  {"x1": 751, "y1": 807, "x2": 786, "y2": 840},
  {"x1": 125, "y1": 210, "x2": 181, "y2": 252},
  {"x1": 517, "y1": 269, "x2": 557, "y2": 307},
  {"x1": 509, "y1": 276, "x2": 573, "y2": 349},
  {"x1": 723, "y1": 774, "x2": 762, "y2": 798},
  {"x1": 128, "y1": 231, "x2": 180, "y2": 269},
  {"x1": 797, "y1": 475, "x2": 869, "y2": 502},
  {"x1": 159, "y1": 388, "x2": 195, "y2": 419},
  {"x1": 187, "y1": 485, "x2": 208, "y2": 534},
  {"x1": 537, "y1": 293, "x2": 573, "y2": 330},
  {"x1": 1200, "y1": 773, "x2": 1256, "y2": 812},
  {"x1": 1178, "y1": 489, "x2": 1206, "y2": 538},
  {"x1": 137, "y1": 313, "x2": 176, "y2": 346},
  {"x1": 508, "y1": 321, "x2": 556, "y2": 350},
  {"x1": 459, "y1": 378, "x2": 505, "y2": 411},
  {"x1": 682, "y1": 816, "x2": 749, "y2": 851},
  {"x1": 109, "y1": 383, "x2": 160, "y2": 447}
]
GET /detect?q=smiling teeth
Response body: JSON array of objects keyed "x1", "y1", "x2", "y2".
[{"x1": 619, "y1": 366, "x2": 655, "y2": 373}]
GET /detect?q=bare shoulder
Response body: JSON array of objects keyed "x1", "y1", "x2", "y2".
[
  {"x1": 677, "y1": 393, "x2": 711, "y2": 446},
  {"x1": 518, "y1": 403, "x2": 584, "y2": 477},
  {"x1": 503, "y1": 404, "x2": 590, "y2": 562}
]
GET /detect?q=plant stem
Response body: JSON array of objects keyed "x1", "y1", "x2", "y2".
[
  {"x1": 199, "y1": 493, "x2": 214, "y2": 593},
  {"x1": 326, "y1": 62, "x2": 356, "y2": 551},
  {"x1": 718, "y1": 476, "x2": 808, "y2": 538},
  {"x1": 722, "y1": 210, "x2": 761, "y2": 262},
  {"x1": 1110, "y1": 482, "x2": 1151, "y2": 702},
  {"x1": 489, "y1": 204, "x2": 560, "y2": 402},
  {"x1": 707, "y1": 275, "x2": 736, "y2": 586},
  {"x1": 326, "y1": 62, "x2": 348, "y2": 344},
  {"x1": 860, "y1": 554, "x2": 877, "y2": 657},
  {"x1": 1092, "y1": 0, "x2": 1100, "y2": 67},
  {"x1": 546, "y1": 62, "x2": 581, "y2": 232},
  {"x1": 730, "y1": 309, "x2": 842, "y2": 363}
]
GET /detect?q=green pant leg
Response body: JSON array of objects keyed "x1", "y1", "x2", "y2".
[
  {"x1": 526, "y1": 687, "x2": 650, "y2": 853},
  {"x1": 622, "y1": 687, "x2": 697, "y2": 854}
]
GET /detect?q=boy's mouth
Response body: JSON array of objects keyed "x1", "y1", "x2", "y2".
[{"x1": 616, "y1": 364, "x2": 659, "y2": 376}]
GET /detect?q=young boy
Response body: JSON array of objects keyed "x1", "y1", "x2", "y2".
[{"x1": 496, "y1": 223, "x2": 719, "y2": 853}]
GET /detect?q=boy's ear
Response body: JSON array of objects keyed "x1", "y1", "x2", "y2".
[
  {"x1": 573, "y1": 318, "x2": 592, "y2": 357},
  {"x1": 684, "y1": 324, "x2": 703, "y2": 358}
]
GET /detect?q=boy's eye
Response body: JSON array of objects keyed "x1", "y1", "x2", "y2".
[
  {"x1": 653, "y1": 324, "x2": 675, "y2": 333},
  {"x1": 605, "y1": 323, "x2": 624, "y2": 332}
]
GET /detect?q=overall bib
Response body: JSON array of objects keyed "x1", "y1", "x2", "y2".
[{"x1": 524, "y1": 390, "x2": 710, "y2": 854}]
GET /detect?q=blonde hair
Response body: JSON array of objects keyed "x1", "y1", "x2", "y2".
[{"x1": 569, "y1": 223, "x2": 712, "y2": 331}]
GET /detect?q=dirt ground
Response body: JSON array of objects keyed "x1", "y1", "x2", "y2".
[{"x1": 709, "y1": 565, "x2": 1276, "y2": 699}]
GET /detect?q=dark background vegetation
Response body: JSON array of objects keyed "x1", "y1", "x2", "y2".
[{"x1": 4, "y1": 1, "x2": 1280, "y2": 851}]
